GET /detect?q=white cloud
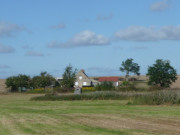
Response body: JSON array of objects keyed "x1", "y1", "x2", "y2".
[
  {"x1": 48, "y1": 30, "x2": 110, "y2": 48},
  {"x1": 25, "y1": 51, "x2": 44, "y2": 56},
  {"x1": 115, "y1": 25, "x2": 180, "y2": 41},
  {"x1": 0, "y1": 22, "x2": 25, "y2": 37},
  {"x1": 0, "y1": 43, "x2": 15, "y2": 53},
  {"x1": 97, "y1": 13, "x2": 113, "y2": 21},
  {"x1": 51, "y1": 23, "x2": 66, "y2": 29},
  {"x1": 150, "y1": 0, "x2": 171, "y2": 11}
]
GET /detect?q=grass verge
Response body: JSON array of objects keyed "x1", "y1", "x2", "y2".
[
  {"x1": 31, "y1": 90, "x2": 180, "y2": 105},
  {"x1": 131, "y1": 90, "x2": 180, "y2": 105}
]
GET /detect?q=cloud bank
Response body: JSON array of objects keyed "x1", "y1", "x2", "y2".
[
  {"x1": 0, "y1": 43, "x2": 15, "y2": 53},
  {"x1": 51, "y1": 23, "x2": 66, "y2": 30},
  {"x1": 0, "y1": 65, "x2": 10, "y2": 69},
  {"x1": 25, "y1": 51, "x2": 44, "y2": 56},
  {"x1": 0, "y1": 22, "x2": 25, "y2": 37},
  {"x1": 150, "y1": 0, "x2": 171, "y2": 11},
  {"x1": 97, "y1": 13, "x2": 113, "y2": 21},
  {"x1": 115, "y1": 25, "x2": 180, "y2": 41},
  {"x1": 22, "y1": 45, "x2": 33, "y2": 50},
  {"x1": 48, "y1": 30, "x2": 110, "y2": 48}
]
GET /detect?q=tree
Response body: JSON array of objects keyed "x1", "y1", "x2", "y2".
[
  {"x1": 120, "y1": 58, "x2": 140, "y2": 81},
  {"x1": 147, "y1": 59, "x2": 177, "y2": 88},
  {"x1": 6, "y1": 74, "x2": 31, "y2": 92},
  {"x1": 32, "y1": 72, "x2": 55, "y2": 88},
  {"x1": 61, "y1": 65, "x2": 77, "y2": 88}
]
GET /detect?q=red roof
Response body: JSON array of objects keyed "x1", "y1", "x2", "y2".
[{"x1": 98, "y1": 77, "x2": 119, "y2": 82}]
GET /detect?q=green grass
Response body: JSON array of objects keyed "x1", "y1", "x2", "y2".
[{"x1": 0, "y1": 93, "x2": 180, "y2": 135}]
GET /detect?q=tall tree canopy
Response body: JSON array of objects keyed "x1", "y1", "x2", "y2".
[
  {"x1": 61, "y1": 65, "x2": 77, "y2": 88},
  {"x1": 147, "y1": 59, "x2": 177, "y2": 88},
  {"x1": 6, "y1": 74, "x2": 31, "y2": 92},
  {"x1": 120, "y1": 58, "x2": 140, "y2": 81},
  {"x1": 32, "y1": 72, "x2": 55, "y2": 88}
]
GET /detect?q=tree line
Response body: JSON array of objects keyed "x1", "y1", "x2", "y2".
[
  {"x1": 6, "y1": 72, "x2": 56, "y2": 92},
  {"x1": 120, "y1": 58, "x2": 177, "y2": 88},
  {"x1": 5, "y1": 58, "x2": 178, "y2": 92}
]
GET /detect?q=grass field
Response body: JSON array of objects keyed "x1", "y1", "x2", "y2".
[{"x1": 0, "y1": 94, "x2": 180, "y2": 135}]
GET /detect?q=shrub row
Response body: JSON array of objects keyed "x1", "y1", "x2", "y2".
[
  {"x1": 30, "y1": 91, "x2": 129, "y2": 101},
  {"x1": 82, "y1": 86, "x2": 95, "y2": 91},
  {"x1": 94, "y1": 82, "x2": 115, "y2": 91},
  {"x1": 26, "y1": 87, "x2": 74, "y2": 94},
  {"x1": 131, "y1": 90, "x2": 180, "y2": 105},
  {"x1": 26, "y1": 88, "x2": 50, "y2": 94},
  {"x1": 31, "y1": 90, "x2": 180, "y2": 105}
]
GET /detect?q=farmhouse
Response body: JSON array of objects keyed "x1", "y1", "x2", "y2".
[
  {"x1": 75, "y1": 70, "x2": 98, "y2": 88},
  {"x1": 74, "y1": 70, "x2": 122, "y2": 88},
  {"x1": 56, "y1": 70, "x2": 180, "y2": 89}
]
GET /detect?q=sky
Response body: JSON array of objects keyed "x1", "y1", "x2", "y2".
[{"x1": 0, "y1": 0, "x2": 180, "y2": 78}]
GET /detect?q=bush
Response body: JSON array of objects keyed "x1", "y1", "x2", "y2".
[
  {"x1": 132, "y1": 90, "x2": 179, "y2": 105},
  {"x1": 82, "y1": 86, "x2": 95, "y2": 92},
  {"x1": 178, "y1": 98, "x2": 180, "y2": 104},
  {"x1": 26, "y1": 88, "x2": 52, "y2": 94},
  {"x1": 117, "y1": 81, "x2": 137, "y2": 91},
  {"x1": 121, "y1": 81, "x2": 129, "y2": 86},
  {"x1": 94, "y1": 82, "x2": 115, "y2": 91},
  {"x1": 53, "y1": 87, "x2": 74, "y2": 93}
]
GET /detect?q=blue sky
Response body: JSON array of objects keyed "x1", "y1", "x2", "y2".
[{"x1": 0, "y1": 0, "x2": 180, "y2": 78}]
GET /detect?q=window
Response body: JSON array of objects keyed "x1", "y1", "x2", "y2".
[
  {"x1": 79, "y1": 76, "x2": 82, "y2": 80},
  {"x1": 83, "y1": 82, "x2": 87, "y2": 86},
  {"x1": 75, "y1": 82, "x2": 79, "y2": 86},
  {"x1": 116, "y1": 82, "x2": 118, "y2": 86}
]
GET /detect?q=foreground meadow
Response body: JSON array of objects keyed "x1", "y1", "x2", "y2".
[{"x1": 0, "y1": 94, "x2": 180, "y2": 135}]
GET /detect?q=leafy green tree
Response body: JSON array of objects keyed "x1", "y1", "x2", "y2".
[
  {"x1": 61, "y1": 65, "x2": 77, "y2": 88},
  {"x1": 32, "y1": 72, "x2": 55, "y2": 88},
  {"x1": 120, "y1": 58, "x2": 140, "y2": 81},
  {"x1": 147, "y1": 59, "x2": 177, "y2": 88},
  {"x1": 6, "y1": 74, "x2": 31, "y2": 92}
]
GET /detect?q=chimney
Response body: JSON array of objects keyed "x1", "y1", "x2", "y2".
[{"x1": 81, "y1": 69, "x2": 85, "y2": 73}]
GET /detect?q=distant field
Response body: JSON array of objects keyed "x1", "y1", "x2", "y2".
[
  {"x1": 0, "y1": 94, "x2": 180, "y2": 135},
  {"x1": 138, "y1": 75, "x2": 180, "y2": 89},
  {"x1": 0, "y1": 79, "x2": 8, "y2": 93}
]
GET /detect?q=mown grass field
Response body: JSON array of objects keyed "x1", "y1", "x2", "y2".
[{"x1": 0, "y1": 94, "x2": 180, "y2": 135}]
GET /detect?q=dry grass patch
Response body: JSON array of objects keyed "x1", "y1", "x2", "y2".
[{"x1": 62, "y1": 113, "x2": 180, "y2": 135}]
